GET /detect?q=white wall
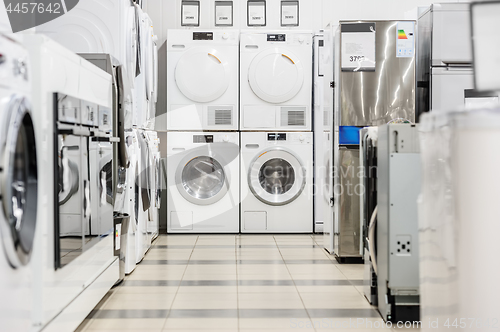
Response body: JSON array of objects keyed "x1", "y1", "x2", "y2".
[{"x1": 143, "y1": 0, "x2": 471, "y2": 47}]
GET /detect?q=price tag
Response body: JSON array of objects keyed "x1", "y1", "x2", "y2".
[
  {"x1": 281, "y1": 1, "x2": 299, "y2": 27},
  {"x1": 181, "y1": 1, "x2": 199, "y2": 26},
  {"x1": 215, "y1": 1, "x2": 233, "y2": 26},
  {"x1": 396, "y1": 21, "x2": 415, "y2": 58},
  {"x1": 341, "y1": 23, "x2": 376, "y2": 72},
  {"x1": 248, "y1": 1, "x2": 266, "y2": 27}
]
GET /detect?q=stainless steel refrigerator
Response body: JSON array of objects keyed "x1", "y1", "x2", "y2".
[
  {"x1": 417, "y1": 3, "x2": 500, "y2": 119},
  {"x1": 329, "y1": 20, "x2": 416, "y2": 263}
]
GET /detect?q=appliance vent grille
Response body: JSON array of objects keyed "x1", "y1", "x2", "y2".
[
  {"x1": 282, "y1": 110, "x2": 305, "y2": 126},
  {"x1": 209, "y1": 109, "x2": 232, "y2": 126},
  {"x1": 323, "y1": 110, "x2": 329, "y2": 127}
]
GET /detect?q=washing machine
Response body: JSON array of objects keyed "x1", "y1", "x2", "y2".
[
  {"x1": 145, "y1": 130, "x2": 160, "y2": 241},
  {"x1": 241, "y1": 132, "x2": 313, "y2": 233},
  {"x1": 166, "y1": 29, "x2": 239, "y2": 131},
  {"x1": 123, "y1": 130, "x2": 139, "y2": 273},
  {"x1": 35, "y1": 0, "x2": 137, "y2": 86},
  {"x1": 22, "y1": 35, "x2": 118, "y2": 331},
  {"x1": 167, "y1": 132, "x2": 240, "y2": 233},
  {"x1": 0, "y1": 33, "x2": 38, "y2": 332},
  {"x1": 240, "y1": 31, "x2": 313, "y2": 132}
]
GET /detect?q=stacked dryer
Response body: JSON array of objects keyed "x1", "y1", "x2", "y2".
[
  {"x1": 166, "y1": 29, "x2": 240, "y2": 233},
  {"x1": 239, "y1": 31, "x2": 313, "y2": 233}
]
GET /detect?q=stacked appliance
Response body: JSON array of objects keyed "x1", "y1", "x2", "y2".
[
  {"x1": 327, "y1": 21, "x2": 416, "y2": 262},
  {"x1": 240, "y1": 31, "x2": 313, "y2": 233},
  {"x1": 0, "y1": 33, "x2": 38, "y2": 332},
  {"x1": 22, "y1": 34, "x2": 118, "y2": 331},
  {"x1": 313, "y1": 27, "x2": 335, "y2": 234},
  {"x1": 36, "y1": 0, "x2": 160, "y2": 266},
  {"x1": 416, "y1": 3, "x2": 500, "y2": 119},
  {"x1": 166, "y1": 29, "x2": 240, "y2": 233}
]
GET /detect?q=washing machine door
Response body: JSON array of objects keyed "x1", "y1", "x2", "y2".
[
  {"x1": 248, "y1": 148, "x2": 306, "y2": 206},
  {"x1": 248, "y1": 48, "x2": 304, "y2": 104},
  {"x1": 0, "y1": 96, "x2": 38, "y2": 268},
  {"x1": 175, "y1": 48, "x2": 231, "y2": 103},
  {"x1": 176, "y1": 151, "x2": 229, "y2": 206}
]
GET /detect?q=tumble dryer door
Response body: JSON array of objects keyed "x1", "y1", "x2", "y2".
[
  {"x1": 248, "y1": 49, "x2": 304, "y2": 103},
  {"x1": 0, "y1": 96, "x2": 38, "y2": 268},
  {"x1": 175, "y1": 48, "x2": 231, "y2": 103},
  {"x1": 175, "y1": 152, "x2": 229, "y2": 205},
  {"x1": 248, "y1": 148, "x2": 306, "y2": 206}
]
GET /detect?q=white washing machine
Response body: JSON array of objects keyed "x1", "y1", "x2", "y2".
[
  {"x1": 22, "y1": 35, "x2": 118, "y2": 331},
  {"x1": 240, "y1": 31, "x2": 313, "y2": 132},
  {"x1": 145, "y1": 130, "x2": 160, "y2": 241},
  {"x1": 123, "y1": 130, "x2": 139, "y2": 274},
  {"x1": 0, "y1": 34, "x2": 38, "y2": 332},
  {"x1": 240, "y1": 132, "x2": 313, "y2": 233},
  {"x1": 166, "y1": 30, "x2": 239, "y2": 131},
  {"x1": 167, "y1": 132, "x2": 240, "y2": 233},
  {"x1": 35, "y1": 0, "x2": 137, "y2": 86}
]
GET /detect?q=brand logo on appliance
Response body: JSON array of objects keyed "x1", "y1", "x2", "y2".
[{"x1": 3, "y1": 0, "x2": 79, "y2": 32}]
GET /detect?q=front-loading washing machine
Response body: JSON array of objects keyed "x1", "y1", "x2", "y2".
[
  {"x1": 166, "y1": 30, "x2": 239, "y2": 131},
  {"x1": 167, "y1": 132, "x2": 240, "y2": 233},
  {"x1": 240, "y1": 132, "x2": 313, "y2": 233},
  {"x1": 0, "y1": 33, "x2": 38, "y2": 332},
  {"x1": 240, "y1": 31, "x2": 313, "y2": 132}
]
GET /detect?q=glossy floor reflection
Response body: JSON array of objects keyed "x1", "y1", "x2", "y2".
[{"x1": 76, "y1": 234, "x2": 408, "y2": 331}]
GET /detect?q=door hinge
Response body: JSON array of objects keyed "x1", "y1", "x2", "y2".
[{"x1": 330, "y1": 81, "x2": 335, "y2": 88}]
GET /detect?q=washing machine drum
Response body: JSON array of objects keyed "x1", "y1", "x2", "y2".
[
  {"x1": 175, "y1": 48, "x2": 230, "y2": 103},
  {"x1": 248, "y1": 148, "x2": 306, "y2": 206},
  {"x1": 248, "y1": 49, "x2": 304, "y2": 104},
  {"x1": 176, "y1": 154, "x2": 229, "y2": 206},
  {"x1": 0, "y1": 96, "x2": 38, "y2": 268}
]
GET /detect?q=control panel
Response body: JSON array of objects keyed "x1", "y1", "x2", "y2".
[
  {"x1": 193, "y1": 134, "x2": 236, "y2": 144},
  {"x1": 267, "y1": 34, "x2": 286, "y2": 42},
  {"x1": 265, "y1": 132, "x2": 312, "y2": 144},
  {"x1": 193, "y1": 32, "x2": 213, "y2": 41}
]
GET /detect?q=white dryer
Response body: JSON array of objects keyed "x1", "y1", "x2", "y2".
[
  {"x1": 167, "y1": 132, "x2": 240, "y2": 233},
  {"x1": 240, "y1": 31, "x2": 313, "y2": 132},
  {"x1": 166, "y1": 30, "x2": 239, "y2": 131},
  {"x1": 35, "y1": 0, "x2": 137, "y2": 85},
  {"x1": 0, "y1": 34, "x2": 38, "y2": 332},
  {"x1": 240, "y1": 132, "x2": 313, "y2": 233}
]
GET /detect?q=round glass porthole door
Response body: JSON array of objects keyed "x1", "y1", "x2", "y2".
[
  {"x1": 248, "y1": 49, "x2": 304, "y2": 104},
  {"x1": 248, "y1": 148, "x2": 306, "y2": 206},
  {"x1": 175, "y1": 48, "x2": 230, "y2": 103},
  {"x1": 0, "y1": 96, "x2": 38, "y2": 268},
  {"x1": 176, "y1": 155, "x2": 229, "y2": 205}
]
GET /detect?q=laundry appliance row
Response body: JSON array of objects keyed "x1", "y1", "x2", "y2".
[{"x1": 166, "y1": 29, "x2": 313, "y2": 132}]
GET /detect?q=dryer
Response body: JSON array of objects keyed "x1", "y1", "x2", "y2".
[
  {"x1": 35, "y1": 0, "x2": 137, "y2": 86},
  {"x1": 167, "y1": 132, "x2": 240, "y2": 233},
  {"x1": 0, "y1": 33, "x2": 38, "y2": 332},
  {"x1": 240, "y1": 31, "x2": 313, "y2": 132},
  {"x1": 166, "y1": 30, "x2": 239, "y2": 131},
  {"x1": 240, "y1": 132, "x2": 313, "y2": 233}
]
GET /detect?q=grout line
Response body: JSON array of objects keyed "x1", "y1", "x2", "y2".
[
  {"x1": 235, "y1": 235, "x2": 241, "y2": 332},
  {"x1": 161, "y1": 235, "x2": 199, "y2": 330},
  {"x1": 273, "y1": 235, "x2": 317, "y2": 332}
]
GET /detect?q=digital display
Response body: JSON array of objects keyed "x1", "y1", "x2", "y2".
[
  {"x1": 193, "y1": 135, "x2": 214, "y2": 143},
  {"x1": 267, "y1": 34, "x2": 286, "y2": 42},
  {"x1": 193, "y1": 32, "x2": 214, "y2": 40},
  {"x1": 267, "y1": 133, "x2": 287, "y2": 141}
]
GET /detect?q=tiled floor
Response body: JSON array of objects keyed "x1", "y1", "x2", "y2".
[{"x1": 76, "y1": 234, "x2": 403, "y2": 331}]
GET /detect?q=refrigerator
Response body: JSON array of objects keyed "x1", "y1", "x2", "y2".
[
  {"x1": 329, "y1": 20, "x2": 416, "y2": 263},
  {"x1": 416, "y1": 3, "x2": 500, "y2": 119}
]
